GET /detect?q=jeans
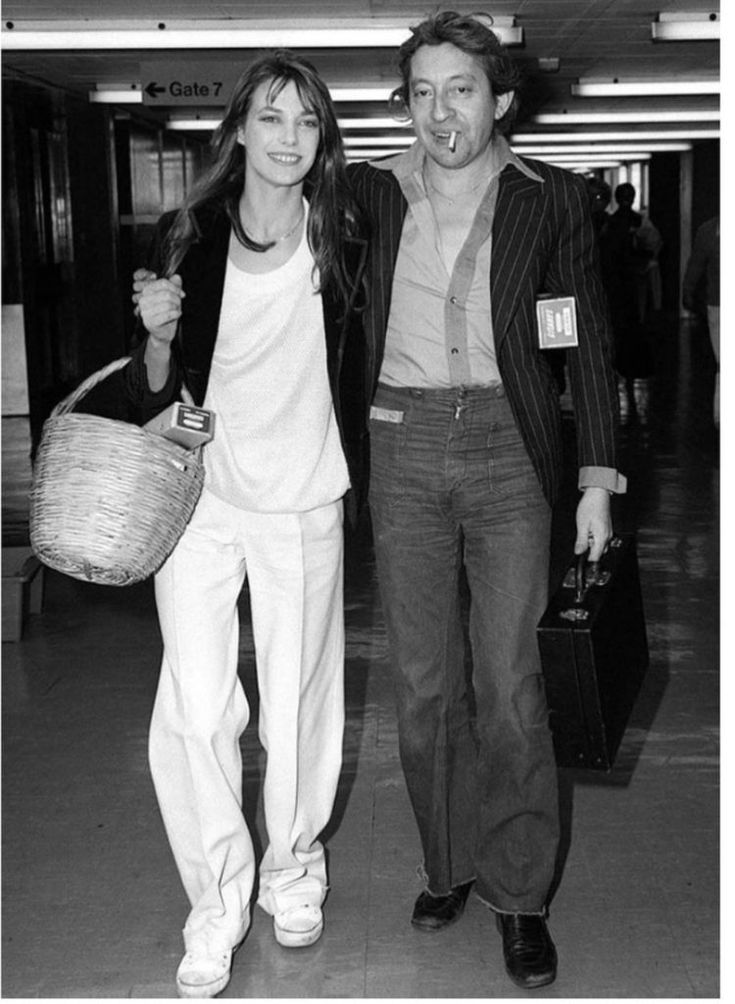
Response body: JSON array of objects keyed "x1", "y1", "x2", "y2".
[{"x1": 368, "y1": 383, "x2": 559, "y2": 914}]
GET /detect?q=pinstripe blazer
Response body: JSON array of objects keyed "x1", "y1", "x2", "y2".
[{"x1": 348, "y1": 156, "x2": 620, "y2": 505}]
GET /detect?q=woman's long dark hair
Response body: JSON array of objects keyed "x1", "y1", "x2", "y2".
[{"x1": 162, "y1": 49, "x2": 360, "y2": 304}]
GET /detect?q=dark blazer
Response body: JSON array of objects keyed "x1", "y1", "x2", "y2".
[
  {"x1": 123, "y1": 203, "x2": 370, "y2": 520},
  {"x1": 348, "y1": 156, "x2": 620, "y2": 505}
]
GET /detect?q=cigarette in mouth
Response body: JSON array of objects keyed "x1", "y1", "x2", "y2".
[{"x1": 448, "y1": 131, "x2": 458, "y2": 152}]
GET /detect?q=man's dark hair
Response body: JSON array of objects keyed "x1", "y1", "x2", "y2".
[
  {"x1": 389, "y1": 10, "x2": 521, "y2": 135},
  {"x1": 614, "y1": 182, "x2": 636, "y2": 205}
]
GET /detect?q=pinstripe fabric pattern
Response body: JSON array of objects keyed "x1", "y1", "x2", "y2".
[
  {"x1": 348, "y1": 158, "x2": 619, "y2": 504},
  {"x1": 349, "y1": 165, "x2": 407, "y2": 401}
]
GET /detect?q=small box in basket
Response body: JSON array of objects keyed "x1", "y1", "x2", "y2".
[{"x1": 144, "y1": 403, "x2": 215, "y2": 449}]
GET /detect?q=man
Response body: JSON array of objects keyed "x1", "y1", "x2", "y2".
[
  {"x1": 349, "y1": 11, "x2": 625, "y2": 990},
  {"x1": 600, "y1": 182, "x2": 662, "y2": 384}
]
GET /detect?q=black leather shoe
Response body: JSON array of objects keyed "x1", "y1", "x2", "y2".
[
  {"x1": 496, "y1": 912, "x2": 557, "y2": 989},
  {"x1": 411, "y1": 881, "x2": 473, "y2": 932}
]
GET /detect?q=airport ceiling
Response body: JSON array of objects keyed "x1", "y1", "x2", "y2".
[{"x1": 1, "y1": 0, "x2": 720, "y2": 168}]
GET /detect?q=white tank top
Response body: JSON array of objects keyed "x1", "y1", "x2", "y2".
[{"x1": 201, "y1": 221, "x2": 349, "y2": 513}]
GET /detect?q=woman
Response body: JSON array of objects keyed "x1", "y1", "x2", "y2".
[{"x1": 127, "y1": 50, "x2": 368, "y2": 998}]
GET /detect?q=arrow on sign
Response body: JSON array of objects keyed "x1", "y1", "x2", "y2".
[{"x1": 145, "y1": 82, "x2": 166, "y2": 99}]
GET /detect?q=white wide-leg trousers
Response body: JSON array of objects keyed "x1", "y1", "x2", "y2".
[{"x1": 148, "y1": 488, "x2": 345, "y2": 954}]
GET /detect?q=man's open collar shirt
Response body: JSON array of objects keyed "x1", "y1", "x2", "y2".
[{"x1": 373, "y1": 135, "x2": 542, "y2": 390}]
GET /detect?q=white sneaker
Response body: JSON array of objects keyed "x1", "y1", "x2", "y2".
[
  {"x1": 175, "y1": 946, "x2": 234, "y2": 998},
  {"x1": 273, "y1": 903, "x2": 324, "y2": 948}
]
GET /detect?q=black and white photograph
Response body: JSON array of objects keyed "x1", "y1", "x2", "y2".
[{"x1": 1, "y1": 1, "x2": 721, "y2": 998}]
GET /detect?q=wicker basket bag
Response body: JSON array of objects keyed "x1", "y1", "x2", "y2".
[{"x1": 30, "y1": 357, "x2": 205, "y2": 586}]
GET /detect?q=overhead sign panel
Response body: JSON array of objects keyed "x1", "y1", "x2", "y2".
[{"x1": 141, "y1": 63, "x2": 242, "y2": 105}]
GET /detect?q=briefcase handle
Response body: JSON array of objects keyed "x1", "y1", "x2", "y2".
[
  {"x1": 574, "y1": 539, "x2": 620, "y2": 604},
  {"x1": 558, "y1": 552, "x2": 600, "y2": 621},
  {"x1": 574, "y1": 551, "x2": 592, "y2": 604}
]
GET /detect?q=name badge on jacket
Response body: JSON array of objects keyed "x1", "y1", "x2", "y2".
[{"x1": 536, "y1": 296, "x2": 579, "y2": 349}]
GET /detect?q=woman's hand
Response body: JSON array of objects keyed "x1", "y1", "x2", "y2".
[
  {"x1": 137, "y1": 274, "x2": 185, "y2": 344},
  {"x1": 132, "y1": 267, "x2": 156, "y2": 316},
  {"x1": 132, "y1": 271, "x2": 184, "y2": 392},
  {"x1": 574, "y1": 486, "x2": 612, "y2": 562}
]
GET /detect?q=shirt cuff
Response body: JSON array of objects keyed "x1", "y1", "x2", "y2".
[{"x1": 578, "y1": 466, "x2": 627, "y2": 494}]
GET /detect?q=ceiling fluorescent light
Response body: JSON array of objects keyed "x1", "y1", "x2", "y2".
[
  {"x1": 346, "y1": 150, "x2": 407, "y2": 160},
  {"x1": 572, "y1": 79, "x2": 719, "y2": 97},
  {"x1": 3, "y1": 27, "x2": 411, "y2": 50},
  {"x1": 533, "y1": 111, "x2": 718, "y2": 125},
  {"x1": 542, "y1": 153, "x2": 651, "y2": 163},
  {"x1": 338, "y1": 118, "x2": 412, "y2": 130},
  {"x1": 89, "y1": 88, "x2": 142, "y2": 104},
  {"x1": 330, "y1": 88, "x2": 394, "y2": 103},
  {"x1": 511, "y1": 130, "x2": 718, "y2": 142},
  {"x1": 1, "y1": 17, "x2": 522, "y2": 50},
  {"x1": 167, "y1": 118, "x2": 222, "y2": 130},
  {"x1": 512, "y1": 143, "x2": 692, "y2": 154},
  {"x1": 547, "y1": 162, "x2": 623, "y2": 171},
  {"x1": 652, "y1": 12, "x2": 719, "y2": 41},
  {"x1": 344, "y1": 135, "x2": 414, "y2": 147}
]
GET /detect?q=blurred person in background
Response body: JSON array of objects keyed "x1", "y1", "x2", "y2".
[{"x1": 683, "y1": 216, "x2": 720, "y2": 428}]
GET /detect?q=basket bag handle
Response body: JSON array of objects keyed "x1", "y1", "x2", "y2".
[{"x1": 50, "y1": 356, "x2": 195, "y2": 418}]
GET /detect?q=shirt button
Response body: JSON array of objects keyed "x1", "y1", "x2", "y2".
[
  {"x1": 449, "y1": 296, "x2": 458, "y2": 305},
  {"x1": 451, "y1": 348, "x2": 459, "y2": 355}
]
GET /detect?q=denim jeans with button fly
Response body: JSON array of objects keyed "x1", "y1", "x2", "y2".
[{"x1": 368, "y1": 383, "x2": 559, "y2": 914}]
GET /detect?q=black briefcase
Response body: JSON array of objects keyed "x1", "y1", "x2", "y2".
[{"x1": 537, "y1": 534, "x2": 649, "y2": 771}]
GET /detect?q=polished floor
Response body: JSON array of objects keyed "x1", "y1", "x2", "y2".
[{"x1": 2, "y1": 317, "x2": 720, "y2": 998}]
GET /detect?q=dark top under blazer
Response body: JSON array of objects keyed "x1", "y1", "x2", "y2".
[
  {"x1": 348, "y1": 156, "x2": 620, "y2": 505},
  {"x1": 123, "y1": 202, "x2": 370, "y2": 521}
]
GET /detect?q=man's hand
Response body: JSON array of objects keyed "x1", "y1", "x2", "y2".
[{"x1": 574, "y1": 487, "x2": 612, "y2": 562}]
